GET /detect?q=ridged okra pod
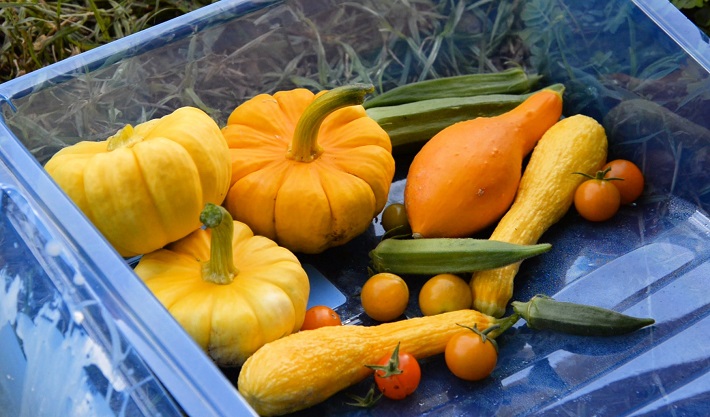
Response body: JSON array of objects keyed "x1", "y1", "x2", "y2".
[
  {"x1": 512, "y1": 295, "x2": 655, "y2": 336},
  {"x1": 363, "y1": 67, "x2": 542, "y2": 108},
  {"x1": 367, "y1": 84, "x2": 565, "y2": 153},
  {"x1": 369, "y1": 238, "x2": 552, "y2": 275}
]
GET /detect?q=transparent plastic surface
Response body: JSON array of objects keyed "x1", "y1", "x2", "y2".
[
  {"x1": 1, "y1": 0, "x2": 709, "y2": 415},
  {"x1": 0, "y1": 185, "x2": 183, "y2": 416}
]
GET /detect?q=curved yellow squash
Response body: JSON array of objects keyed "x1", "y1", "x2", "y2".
[
  {"x1": 239, "y1": 309, "x2": 508, "y2": 416},
  {"x1": 471, "y1": 114, "x2": 608, "y2": 317}
]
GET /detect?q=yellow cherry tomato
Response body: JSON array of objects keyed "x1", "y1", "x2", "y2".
[
  {"x1": 361, "y1": 273, "x2": 409, "y2": 322},
  {"x1": 418, "y1": 273, "x2": 472, "y2": 316}
]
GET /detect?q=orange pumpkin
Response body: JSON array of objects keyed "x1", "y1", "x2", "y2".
[{"x1": 222, "y1": 85, "x2": 395, "y2": 254}]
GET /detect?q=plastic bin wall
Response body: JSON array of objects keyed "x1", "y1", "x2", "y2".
[{"x1": 1, "y1": 0, "x2": 709, "y2": 416}]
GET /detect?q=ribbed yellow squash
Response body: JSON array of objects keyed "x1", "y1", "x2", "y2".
[
  {"x1": 134, "y1": 203, "x2": 310, "y2": 366},
  {"x1": 222, "y1": 85, "x2": 395, "y2": 254},
  {"x1": 44, "y1": 107, "x2": 231, "y2": 257},
  {"x1": 470, "y1": 114, "x2": 608, "y2": 317}
]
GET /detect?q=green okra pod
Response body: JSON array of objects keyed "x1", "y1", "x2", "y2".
[
  {"x1": 511, "y1": 295, "x2": 655, "y2": 336},
  {"x1": 368, "y1": 238, "x2": 552, "y2": 275},
  {"x1": 367, "y1": 84, "x2": 565, "y2": 153},
  {"x1": 363, "y1": 68, "x2": 542, "y2": 109}
]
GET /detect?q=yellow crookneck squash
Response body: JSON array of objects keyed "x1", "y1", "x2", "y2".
[
  {"x1": 222, "y1": 84, "x2": 395, "y2": 254},
  {"x1": 134, "y1": 203, "x2": 310, "y2": 367},
  {"x1": 44, "y1": 107, "x2": 231, "y2": 257}
]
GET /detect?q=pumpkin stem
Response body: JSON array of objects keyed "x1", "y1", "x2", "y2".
[
  {"x1": 288, "y1": 84, "x2": 374, "y2": 162},
  {"x1": 106, "y1": 124, "x2": 138, "y2": 151},
  {"x1": 200, "y1": 203, "x2": 238, "y2": 285}
]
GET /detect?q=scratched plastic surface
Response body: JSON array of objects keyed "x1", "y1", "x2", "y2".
[{"x1": 1, "y1": 0, "x2": 709, "y2": 416}]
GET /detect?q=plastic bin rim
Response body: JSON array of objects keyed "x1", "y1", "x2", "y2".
[
  {"x1": 631, "y1": 0, "x2": 710, "y2": 73},
  {"x1": 0, "y1": 0, "x2": 283, "y2": 103}
]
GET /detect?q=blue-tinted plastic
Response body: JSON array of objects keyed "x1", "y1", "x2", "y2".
[{"x1": 0, "y1": 0, "x2": 708, "y2": 416}]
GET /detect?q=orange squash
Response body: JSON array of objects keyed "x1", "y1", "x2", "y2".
[
  {"x1": 222, "y1": 85, "x2": 395, "y2": 254},
  {"x1": 403, "y1": 89, "x2": 563, "y2": 238}
]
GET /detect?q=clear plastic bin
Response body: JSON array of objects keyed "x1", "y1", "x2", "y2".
[{"x1": 0, "y1": 0, "x2": 708, "y2": 416}]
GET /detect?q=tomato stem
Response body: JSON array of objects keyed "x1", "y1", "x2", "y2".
[
  {"x1": 345, "y1": 383, "x2": 383, "y2": 408},
  {"x1": 365, "y1": 342, "x2": 404, "y2": 377},
  {"x1": 573, "y1": 167, "x2": 623, "y2": 182},
  {"x1": 199, "y1": 203, "x2": 239, "y2": 285},
  {"x1": 288, "y1": 84, "x2": 374, "y2": 162}
]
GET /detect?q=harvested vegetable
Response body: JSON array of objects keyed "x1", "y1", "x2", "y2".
[
  {"x1": 511, "y1": 295, "x2": 655, "y2": 336},
  {"x1": 238, "y1": 308, "x2": 514, "y2": 416},
  {"x1": 603, "y1": 159, "x2": 645, "y2": 204},
  {"x1": 301, "y1": 305, "x2": 342, "y2": 331},
  {"x1": 445, "y1": 324, "x2": 498, "y2": 381},
  {"x1": 418, "y1": 273, "x2": 472, "y2": 316},
  {"x1": 404, "y1": 89, "x2": 563, "y2": 238},
  {"x1": 133, "y1": 203, "x2": 309, "y2": 366},
  {"x1": 367, "y1": 343, "x2": 421, "y2": 400},
  {"x1": 369, "y1": 238, "x2": 552, "y2": 276},
  {"x1": 363, "y1": 68, "x2": 541, "y2": 108},
  {"x1": 574, "y1": 168, "x2": 622, "y2": 222},
  {"x1": 238, "y1": 295, "x2": 653, "y2": 415},
  {"x1": 470, "y1": 114, "x2": 608, "y2": 317},
  {"x1": 367, "y1": 84, "x2": 565, "y2": 153},
  {"x1": 380, "y1": 203, "x2": 410, "y2": 235},
  {"x1": 360, "y1": 273, "x2": 409, "y2": 322},
  {"x1": 222, "y1": 84, "x2": 395, "y2": 254},
  {"x1": 44, "y1": 107, "x2": 231, "y2": 257}
]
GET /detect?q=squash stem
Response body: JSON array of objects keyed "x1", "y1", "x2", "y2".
[
  {"x1": 106, "y1": 124, "x2": 137, "y2": 151},
  {"x1": 288, "y1": 84, "x2": 374, "y2": 162},
  {"x1": 200, "y1": 203, "x2": 238, "y2": 285}
]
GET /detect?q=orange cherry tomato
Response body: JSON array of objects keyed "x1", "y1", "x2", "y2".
[
  {"x1": 301, "y1": 305, "x2": 342, "y2": 330},
  {"x1": 574, "y1": 170, "x2": 621, "y2": 222},
  {"x1": 418, "y1": 273, "x2": 472, "y2": 316},
  {"x1": 603, "y1": 159, "x2": 644, "y2": 204},
  {"x1": 361, "y1": 273, "x2": 409, "y2": 322},
  {"x1": 381, "y1": 203, "x2": 411, "y2": 234},
  {"x1": 445, "y1": 325, "x2": 498, "y2": 381}
]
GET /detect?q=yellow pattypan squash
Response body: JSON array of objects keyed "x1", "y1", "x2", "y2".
[
  {"x1": 44, "y1": 107, "x2": 232, "y2": 257},
  {"x1": 134, "y1": 203, "x2": 310, "y2": 366},
  {"x1": 222, "y1": 84, "x2": 395, "y2": 254}
]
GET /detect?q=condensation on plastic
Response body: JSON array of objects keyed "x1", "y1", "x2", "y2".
[{"x1": 0, "y1": 0, "x2": 709, "y2": 416}]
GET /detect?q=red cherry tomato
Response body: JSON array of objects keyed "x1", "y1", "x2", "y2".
[
  {"x1": 300, "y1": 305, "x2": 341, "y2": 330},
  {"x1": 368, "y1": 343, "x2": 421, "y2": 400},
  {"x1": 603, "y1": 159, "x2": 644, "y2": 204}
]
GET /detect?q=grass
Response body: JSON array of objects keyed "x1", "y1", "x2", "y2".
[
  {"x1": 0, "y1": 1, "x2": 217, "y2": 83},
  {"x1": 2, "y1": 1, "x2": 708, "y2": 85}
]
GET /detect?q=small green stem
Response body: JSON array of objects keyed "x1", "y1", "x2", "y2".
[
  {"x1": 199, "y1": 203, "x2": 238, "y2": 285},
  {"x1": 488, "y1": 313, "x2": 520, "y2": 338},
  {"x1": 573, "y1": 167, "x2": 623, "y2": 182},
  {"x1": 287, "y1": 84, "x2": 374, "y2": 162}
]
